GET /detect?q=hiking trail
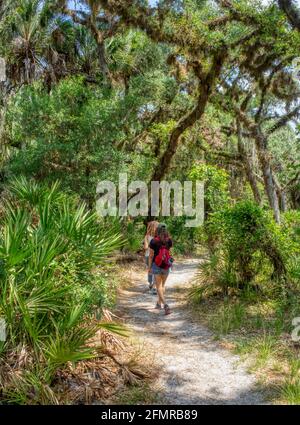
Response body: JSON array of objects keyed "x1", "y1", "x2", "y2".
[{"x1": 117, "y1": 258, "x2": 267, "y2": 405}]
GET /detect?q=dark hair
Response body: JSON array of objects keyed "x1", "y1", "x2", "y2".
[{"x1": 155, "y1": 226, "x2": 170, "y2": 245}]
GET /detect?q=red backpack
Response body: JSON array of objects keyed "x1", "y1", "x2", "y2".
[{"x1": 154, "y1": 238, "x2": 172, "y2": 269}]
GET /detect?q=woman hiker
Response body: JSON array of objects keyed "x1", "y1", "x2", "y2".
[
  {"x1": 144, "y1": 220, "x2": 159, "y2": 294},
  {"x1": 148, "y1": 223, "x2": 173, "y2": 315}
]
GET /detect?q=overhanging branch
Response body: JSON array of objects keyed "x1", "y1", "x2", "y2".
[{"x1": 278, "y1": 0, "x2": 300, "y2": 30}]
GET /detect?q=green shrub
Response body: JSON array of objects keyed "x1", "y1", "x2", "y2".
[
  {"x1": 189, "y1": 163, "x2": 230, "y2": 215},
  {"x1": 0, "y1": 177, "x2": 125, "y2": 403},
  {"x1": 211, "y1": 201, "x2": 286, "y2": 283},
  {"x1": 163, "y1": 216, "x2": 197, "y2": 254},
  {"x1": 192, "y1": 201, "x2": 288, "y2": 298},
  {"x1": 281, "y1": 211, "x2": 300, "y2": 283}
]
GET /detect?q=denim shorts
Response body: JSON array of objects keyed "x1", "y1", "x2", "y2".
[{"x1": 151, "y1": 262, "x2": 170, "y2": 276}]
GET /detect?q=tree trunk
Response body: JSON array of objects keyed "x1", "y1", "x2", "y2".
[
  {"x1": 256, "y1": 137, "x2": 281, "y2": 223},
  {"x1": 97, "y1": 41, "x2": 111, "y2": 84},
  {"x1": 237, "y1": 120, "x2": 262, "y2": 205},
  {"x1": 273, "y1": 173, "x2": 288, "y2": 212},
  {"x1": 237, "y1": 112, "x2": 281, "y2": 223},
  {"x1": 290, "y1": 186, "x2": 300, "y2": 209},
  {"x1": 90, "y1": 23, "x2": 112, "y2": 85},
  {"x1": 263, "y1": 238, "x2": 287, "y2": 280},
  {"x1": 278, "y1": 0, "x2": 300, "y2": 30}
]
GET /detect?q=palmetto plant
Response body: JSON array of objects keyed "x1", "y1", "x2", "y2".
[
  {"x1": 1, "y1": 0, "x2": 50, "y2": 83},
  {"x1": 188, "y1": 252, "x2": 239, "y2": 303},
  {"x1": 74, "y1": 26, "x2": 100, "y2": 75},
  {"x1": 1, "y1": 0, "x2": 80, "y2": 86},
  {"x1": 0, "y1": 177, "x2": 125, "y2": 403}
]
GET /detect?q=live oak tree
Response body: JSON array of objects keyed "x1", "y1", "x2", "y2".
[
  {"x1": 95, "y1": 1, "x2": 300, "y2": 187},
  {"x1": 1, "y1": 0, "x2": 300, "y2": 214}
]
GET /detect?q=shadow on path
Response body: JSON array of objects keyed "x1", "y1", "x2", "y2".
[{"x1": 116, "y1": 259, "x2": 269, "y2": 405}]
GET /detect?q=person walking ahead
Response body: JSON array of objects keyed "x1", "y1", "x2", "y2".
[
  {"x1": 144, "y1": 221, "x2": 159, "y2": 294},
  {"x1": 148, "y1": 223, "x2": 173, "y2": 315}
]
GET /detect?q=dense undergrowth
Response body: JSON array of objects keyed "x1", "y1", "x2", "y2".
[
  {"x1": 0, "y1": 177, "x2": 133, "y2": 404},
  {"x1": 189, "y1": 201, "x2": 300, "y2": 404}
]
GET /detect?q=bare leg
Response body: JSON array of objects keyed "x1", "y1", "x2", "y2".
[
  {"x1": 153, "y1": 273, "x2": 156, "y2": 287},
  {"x1": 146, "y1": 256, "x2": 153, "y2": 287},
  {"x1": 155, "y1": 275, "x2": 165, "y2": 306},
  {"x1": 161, "y1": 274, "x2": 168, "y2": 304}
]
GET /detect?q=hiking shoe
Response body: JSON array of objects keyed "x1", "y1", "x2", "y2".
[
  {"x1": 164, "y1": 304, "x2": 171, "y2": 315},
  {"x1": 151, "y1": 287, "x2": 157, "y2": 295},
  {"x1": 155, "y1": 302, "x2": 162, "y2": 309}
]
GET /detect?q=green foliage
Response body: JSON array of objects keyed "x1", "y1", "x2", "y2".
[
  {"x1": 164, "y1": 215, "x2": 197, "y2": 254},
  {"x1": 0, "y1": 177, "x2": 125, "y2": 403},
  {"x1": 4, "y1": 78, "x2": 129, "y2": 202},
  {"x1": 210, "y1": 302, "x2": 246, "y2": 336},
  {"x1": 149, "y1": 120, "x2": 177, "y2": 145},
  {"x1": 189, "y1": 164, "x2": 230, "y2": 214},
  {"x1": 122, "y1": 220, "x2": 144, "y2": 253},
  {"x1": 192, "y1": 201, "x2": 288, "y2": 297},
  {"x1": 116, "y1": 381, "x2": 159, "y2": 405},
  {"x1": 281, "y1": 380, "x2": 300, "y2": 405},
  {"x1": 281, "y1": 211, "x2": 300, "y2": 282}
]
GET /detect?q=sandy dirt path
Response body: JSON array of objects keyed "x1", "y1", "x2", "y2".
[{"x1": 117, "y1": 258, "x2": 267, "y2": 405}]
